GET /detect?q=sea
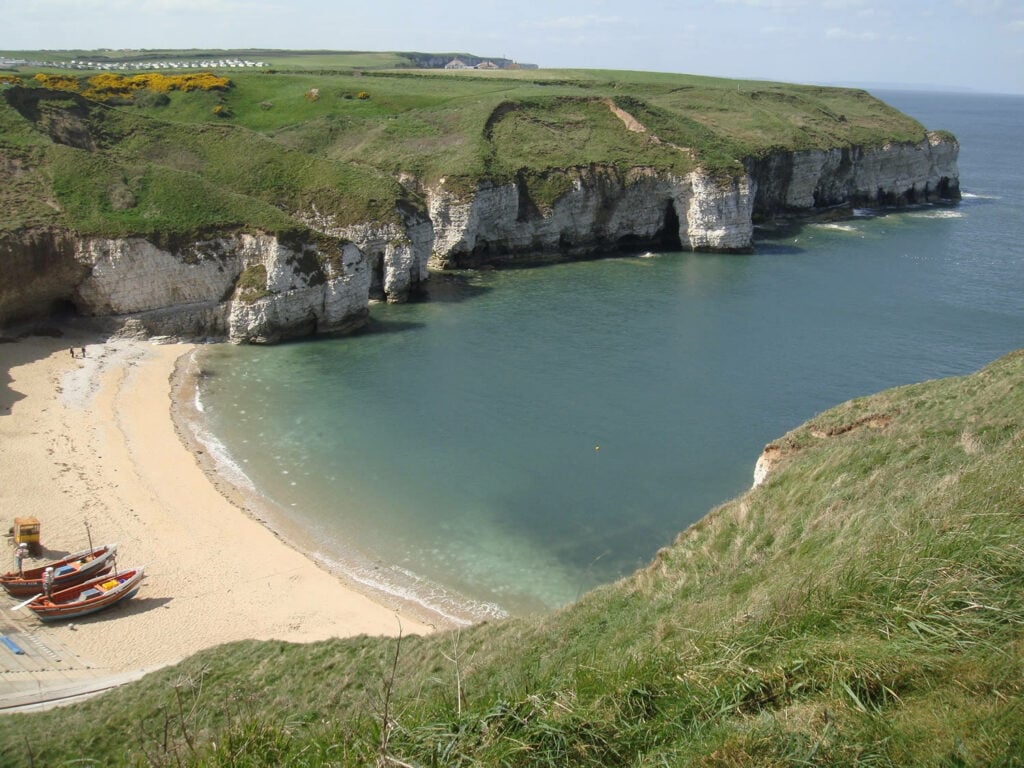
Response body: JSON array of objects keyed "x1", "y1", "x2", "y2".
[{"x1": 188, "y1": 90, "x2": 1024, "y2": 625}]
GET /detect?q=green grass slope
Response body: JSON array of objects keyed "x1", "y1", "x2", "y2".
[
  {"x1": 3, "y1": 351, "x2": 1021, "y2": 766},
  {"x1": 0, "y1": 84, "x2": 417, "y2": 239},
  {"x1": 1, "y1": 63, "x2": 931, "y2": 240}
]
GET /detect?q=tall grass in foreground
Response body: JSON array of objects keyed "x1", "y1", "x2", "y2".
[{"x1": 2, "y1": 352, "x2": 1021, "y2": 765}]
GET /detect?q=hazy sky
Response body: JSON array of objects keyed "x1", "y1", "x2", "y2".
[{"x1": 6, "y1": 0, "x2": 1023, "y2": 94}]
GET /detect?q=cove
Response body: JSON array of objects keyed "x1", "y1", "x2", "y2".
[{"x1": 192, "y1": 91, "x2": 1024, "y2": 623}]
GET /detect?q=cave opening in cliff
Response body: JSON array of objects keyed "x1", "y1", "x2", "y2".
[
  {"x1": 657, "y1": 200, "x2": 683, "y2": 249},
  {"x1": 49, "y1": 298, "x2": 79, "y2": 320},
  {"x1": 369, "y1": 254, "x2": 386, "y2": 301}
]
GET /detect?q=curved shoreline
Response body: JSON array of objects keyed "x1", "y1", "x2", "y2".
[
  {"x1": 169, "y1": 344, "x2": 475, "y2": 629},
  {"x1": 0, "y1": 332, "x2": 439, "y2": 681}
]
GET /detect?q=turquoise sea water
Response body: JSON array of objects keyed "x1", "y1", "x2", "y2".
[{"x1": 193, "y1": 91, "x2": 1024, "y2": 623}]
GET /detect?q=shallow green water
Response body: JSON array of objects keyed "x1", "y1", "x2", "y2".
[{"x1": 193, "y1": 91, "x2": 1024, "y2": 622}]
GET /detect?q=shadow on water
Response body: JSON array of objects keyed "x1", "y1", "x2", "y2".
[
  {"x1": 753, "y1": 240, "x2": 808, "y2": 256},
  {"x1": 241, "y1": 274, "x2": 494, "y2": 349},
  {"x1": 331, "y1": 272, "x2": 495, "y2": 338},
  {"x1": 255, "y1": 318, "x2": 430, "y2": 346},
  {"x1": 358, "y1": 317, "x2": 429, "y2": 337},
  {"x1": 418, "y1": 271, "x2": 494, "y2": 303}
]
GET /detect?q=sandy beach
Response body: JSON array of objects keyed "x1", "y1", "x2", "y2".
[{"x1": 0, "y1": 331, "x2": 435, "y2": 680}]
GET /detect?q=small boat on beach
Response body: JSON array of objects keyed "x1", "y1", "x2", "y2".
[
  {"x1": 25, "y1": 567, "x2": 144, "y2": 622},
  {"x1": 1, "y1": 544, "x2": 118, "y2": 597}
]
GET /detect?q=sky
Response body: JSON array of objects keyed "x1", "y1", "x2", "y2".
[{"x1": 4, "y1": 0, "x2": 1023, "y2": 94}]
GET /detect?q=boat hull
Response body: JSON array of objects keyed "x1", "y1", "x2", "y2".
[
  {"x1": 1, "y1": 545, "x2": 118, "y2": 597},
  {"x1": 27, "y1": 568, "x2": 144, "y2": 622}
]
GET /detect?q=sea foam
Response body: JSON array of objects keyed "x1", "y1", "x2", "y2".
[{"x1": 312, "y1": 551, "x2": 509, "y2": 627}]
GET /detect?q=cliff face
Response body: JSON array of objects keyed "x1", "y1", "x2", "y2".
[
  {"x1": 0, "y1": 229, "x2": 420, "y2": 344},
  {"x1": 0, "y1": 229, "x2": 88, "y2": 323},
  {"x1": 426, "y1": 133, "x2": 958, "y2": 269},
  {"x1": 427, "y1": 166, "x2": 754, "y2": 268},
  {"x1": 747, "y1": 132, "x2": 960, "y2": 213},
  {"x1": 295, "y1": 202, "x2": 433, "y2": 303},
  {"x1": 0, "y1": 134, "x2": 959, "y2": 343}
]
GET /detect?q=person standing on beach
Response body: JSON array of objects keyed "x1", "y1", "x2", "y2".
[
  {"x1": 15, "y1": 543, "x2": 28, "y2": 577},
  {"x1": 69, "y1": 347, "x2": 75, "y2": 359}
]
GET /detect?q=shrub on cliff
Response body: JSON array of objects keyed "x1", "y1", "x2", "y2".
[
  {"x1": 33, "y1": 73, "x2": 80, "y2": 92},
  {"x1": 234, "y1": 264, "x2": 269, "y2": 302}
]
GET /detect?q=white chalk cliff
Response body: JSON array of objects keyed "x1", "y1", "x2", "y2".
[
  {"x1": 68, "y1": 234, "x2": 374, "y2": 343},
  {"x1": 0, "y1": 134, "x2": 959, "y2": 343},
  {"x1": 426, "y1": 166, "x2": 755, "y2": 266},
  {"x1": 747, "y1": 133, "x2": 960, "y2": 212}
]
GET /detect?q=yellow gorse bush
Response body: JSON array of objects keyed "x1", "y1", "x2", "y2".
[
  {"x1": 82, "y1": 72, "x2": 232, "y2": 101},
  {"x1": 33, "y1": 73, "x2": 81, "y2": 91}
]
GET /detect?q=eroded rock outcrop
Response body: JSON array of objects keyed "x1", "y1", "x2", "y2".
[
  {"x1": 427, "y1": 166, "x2": 754, "y2": 268},
  {"x1": 295, "y1": 201, "x2": 432, "y2": 303},
  {"x1": 1, "y1": 231, "x2": 378, "y2": 343},
  {"x1": 748, "y1": 132, "x2": 960, "y2": 214},
  {"x1": 223, "y1": 239, "x2": 371, "y2": 344}
]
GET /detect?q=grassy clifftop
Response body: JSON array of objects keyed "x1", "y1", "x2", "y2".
[
  {"x1": 3, "y1": 351, "x2": 1021, "y2": 765},
  {"x1": 0, "y1": 59, "x2": 930, "y2": 240},
  {"x1": 0, "y1": 85, "x2": 409, "y2": 238}
]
